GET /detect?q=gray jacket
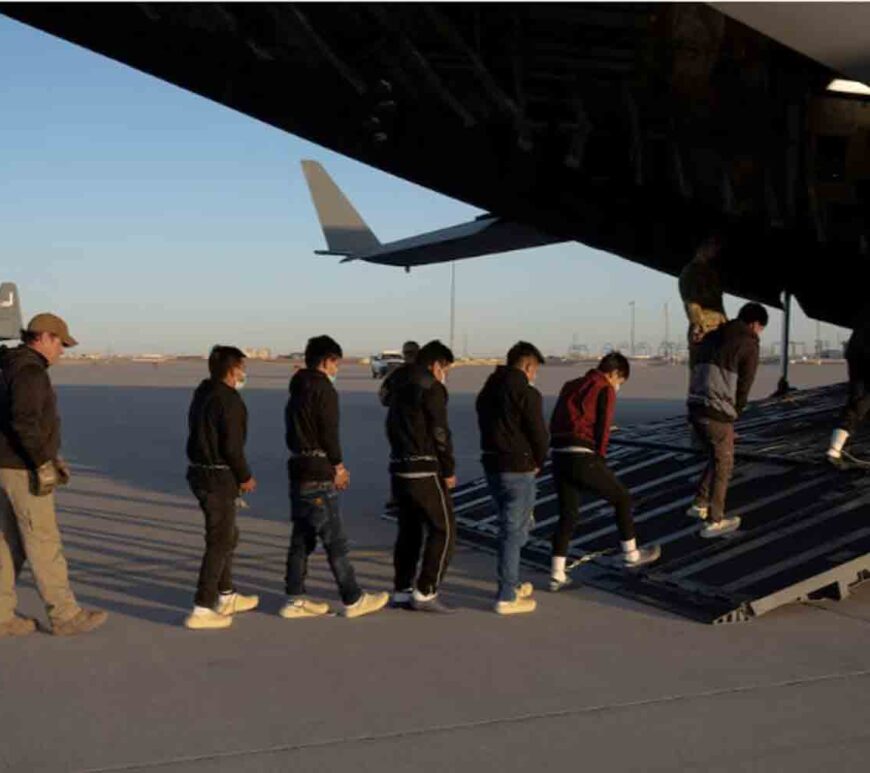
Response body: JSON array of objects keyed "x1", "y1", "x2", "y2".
[{"x1": 688, "y1": 320, "x2": 759, "y2": 423}]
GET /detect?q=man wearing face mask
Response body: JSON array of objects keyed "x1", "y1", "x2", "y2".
[
  {"x1": 281, "y1": 335, "x2": 388, "y2": 620},
  {"x1": 386, "y1": 339, "x2": 457, "y2": 613},
  {"x1": 184, "y1": 345, "x2": 258, "y2": 630},
  {"x1": 549, "y1": 353, "x2": 661, "y2": 591},
  {"x1": 476, "y1": 341, "x2": 548, "y2": 615},
  {"x1": 0, "y1": 313, "x2": 108, "y2": 637}
]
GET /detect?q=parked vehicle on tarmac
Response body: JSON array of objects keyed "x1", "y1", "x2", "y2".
[{"x1": 370, "y1": 350, "x2": 404, "y2": 379}]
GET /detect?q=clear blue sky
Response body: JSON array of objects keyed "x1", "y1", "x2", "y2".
[{"x1": 0, "y1": 16, "x2": 847, "y2": 357}]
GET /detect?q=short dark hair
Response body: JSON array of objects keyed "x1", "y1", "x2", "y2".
[
  {"x1": 305, "y1": 335, "x2": 343, "y2": 369},
  {"x1": 507, "y1": 341, "x2": 545, "y2": 368},
  {"x1": 402, "y1": 340, "x2": 420, "y2": 359},
  {"x1": 209, "y1": 345, "x2": 246, "y2": 380},
  {"x1": 417, "y1": 339, "x2": 455, "y2": 368},
  {"x1": 20, "y1": 329, "x2": 40, "y2": 344},
  {"x1": 738, "y1": 303, "x2": 769, "y2": 327},
  {"x1": 598, "y1": 352, "x2": 630, "y2": 379}
]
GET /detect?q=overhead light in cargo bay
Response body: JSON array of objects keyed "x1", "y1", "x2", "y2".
[{"x1": 827, "y1": 78, "x2": 870, "y2": 96}]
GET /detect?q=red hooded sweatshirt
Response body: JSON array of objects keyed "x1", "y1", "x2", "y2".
[{"x1": 549, "y1": 369, "x2": 616, "y2": 457}]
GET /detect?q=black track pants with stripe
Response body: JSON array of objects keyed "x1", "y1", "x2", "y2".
[{"x1": 391, "y1": 475, "x2": 456, "y2": 596}]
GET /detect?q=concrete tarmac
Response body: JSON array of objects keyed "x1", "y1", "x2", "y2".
[{"x1": 3, "y1": 360, "x2": 868, "y2": 773}]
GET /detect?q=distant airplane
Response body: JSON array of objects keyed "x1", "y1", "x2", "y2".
[
  {"x1": 301, "y1": 160, "x2": 559, "y2": 270},
  {"x1": 0, "y1": 283, "x2": 22, "y2": 341}
]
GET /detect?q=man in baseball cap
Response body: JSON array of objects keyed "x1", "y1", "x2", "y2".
[
  {"x1": 0, "y1": 312, "x2": 107, "y2": 637},
  {"x1": 25, "y1": 313, "x2": 79, "y2": 350}
]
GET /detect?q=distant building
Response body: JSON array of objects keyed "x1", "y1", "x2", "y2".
[{"x1": 242, "y1": 348, "x2": 272, "y2": 360}]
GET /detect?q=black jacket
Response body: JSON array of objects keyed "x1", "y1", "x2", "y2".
[
  {"x1": 688, "y1": 319, "x2": 760, "y2": 423},
  {"x1": 386, "y1": 364, "x2": 455, "y2": 477},
  {"x1": 285, "y1": 368, "x2": 341, "y2": 482},
  {"x1": 378, "y1": 364, "x2": 405, "y2": 407},
  {"x1": 0, "y1": 345, "x2": 61, "y2": 470},
  {"x1": 476, "y1": 366, "x2": 548, "y2": 473},
  {"x1": 846, "y1": 306, "x2": 870, "y2": 374},
  {"x1": 186, "y1": 379, "x2": 252, "y2": 485}
]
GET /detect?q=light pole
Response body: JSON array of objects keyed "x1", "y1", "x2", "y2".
[
  {"x1": 664, "y1": 301, "x2": 671, "y2": 359},
  {"x1": 449, "y1": 262, "x2": 456, "y2": 353},
  {"x1": 629, "y1": 301, "x2": 636, "y2": 357}
]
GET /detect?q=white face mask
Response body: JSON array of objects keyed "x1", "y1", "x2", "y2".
[
  {"x1": 234, "y1": 373, "x2": 247, "y2": 391},
  {"x1": 328, "y1": 373, "x2": 337, "y2": 384},
  {"x1": 613, "y1": 382, "x2": 621, "y2": 393}
]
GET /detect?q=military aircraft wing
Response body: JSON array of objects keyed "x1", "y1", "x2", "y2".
[
  {"x1": 0, "y1": 283, "x2": 22, "y2": 341},
  {"x1": 301, "y1": 160, "x2": 561, "y2": 268}
]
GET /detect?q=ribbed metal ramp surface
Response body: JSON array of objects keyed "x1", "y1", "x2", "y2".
[{"x1": 445, "y1": 383, "x2": 870, "y2": 623}]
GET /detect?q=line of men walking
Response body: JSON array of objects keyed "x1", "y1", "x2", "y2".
[
  {"x1": 14, "y1": 285, "x2": 870, "y2": 635},
  {"x1": 180, "y1": 296, "x2": 771, "y2": 628}
]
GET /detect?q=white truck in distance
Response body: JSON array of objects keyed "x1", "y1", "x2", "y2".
[{"x1": 370, "y1": 350, "x2": 404, "y2": 379}]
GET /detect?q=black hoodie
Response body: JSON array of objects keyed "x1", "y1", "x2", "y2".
[
  {"x1": 0, "y1": 345, "x2": 61, "y2": 470},
  {"x1": 285, "y1": 368, "x2": 342, "y2": 483},
  {"x1": 476, "y1": 366, "x2": 548, "y2": 473},
  {"x1": 186, "y1": 378, "x2": 251, "y2": 485},
  {"x1": 385, "y1": 364, "x2": 455, "y2": 477}
]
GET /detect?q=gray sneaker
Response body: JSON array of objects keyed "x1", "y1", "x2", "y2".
[
  {"x1": 390, "y1": 589, "x2": 414, "y2": 609},
  {"x1": 622, "y1": 544, "x2": 662, "y2": 568},
  {"x1": 411, "y1": 595, "x2": 455, "y2": 614},
  {"x1": 700, "y1": 516, "x2": 742, "y2": 539}
]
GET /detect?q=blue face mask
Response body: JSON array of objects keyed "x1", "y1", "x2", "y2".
[{"x1": 328, "y1": 373, "x2": 337, "y2": 384}]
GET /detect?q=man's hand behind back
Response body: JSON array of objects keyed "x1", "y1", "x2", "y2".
[
  {"x1": 334, "y1": 464, "x2": 350, "y2": 491},
  {"x1": 240, "y1": 477, "x2": 257, "y2": 494}
]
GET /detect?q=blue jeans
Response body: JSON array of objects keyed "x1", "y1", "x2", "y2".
[
  {"x1": 285, "y1": 482, "x2": 362, "y2": 606},
  {"x1": 486, "y1": 472, "x2": 536, "y2": 602}
]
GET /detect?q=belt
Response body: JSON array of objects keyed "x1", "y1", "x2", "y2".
[
  {"x1": 189, "y1": 463, "x2": 231, "y2": 471},
  {"x1": 390, "y1": 455, "x2": 438, "y2": 463},
  {"x1": 551, "y1": 447, "x2": 594, "y2": 454},
  {"x1": 290, "y1": 450, "x2": 328, "y2": 459}
]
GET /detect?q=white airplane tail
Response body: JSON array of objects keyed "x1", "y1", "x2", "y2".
[
  {"x1": 301, "y1": 160, "x2": 381, "y2": 256},
  {"x1": 0, "y1": 283, "x2": 22, "y2": 341}
]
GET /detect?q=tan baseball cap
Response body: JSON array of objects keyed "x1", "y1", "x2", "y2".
[{"x1": 26, "y1": 313, "x2": 78, "y2": 347}]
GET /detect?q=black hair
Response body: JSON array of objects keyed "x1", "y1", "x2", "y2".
[
  {"x1": 20, "y1": 329, "x2": 40, "y2": 344},
  {"x1": 209, "y1": 345, "x2": 246, "y2": 380},
  {"x1": 737, "y1": 303, "x2": 769, "y2": 327},
  {"x1": 402, "y1": 340, "x2": 420, "y2": 354},
  {"x1": 506, "y1": 341, "x2": 545, "y2": 368},
  {"x1": 305, "y1": 335, "x2": 343, "y2": 369},
  {"x1": 597, "y1": 351, "x2": 630, "y2": 380},
  {"x1": 417, "y1": 339, "x2": 455, "y2": 368}
]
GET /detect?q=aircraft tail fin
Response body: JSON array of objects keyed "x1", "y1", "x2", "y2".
[
  {"x1": 0, "y1": 283, "x2": 23, "y2": 341},
  {"x1": 301, "y1": 160, "x2": 381, "y2": 256}
]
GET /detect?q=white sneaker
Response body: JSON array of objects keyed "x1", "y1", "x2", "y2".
[
  {"x1": 342, "y1": 591, "x2": 389, "y2": 619},
  {"x1": 494, "y1": 597, "x2": 537, "y2": 615},
  {"x1": 215, "y1": 592, "x2": 259, "y2": 616},
  {"x1": 185, "y1": 607, "x2": 233, "y2": 630},
  {"x1": 622, "y1": 544, "x2": 662, "y2": 568},
  {"x1": 686, "y1": 504, "x2": 709, "y2": 520},
  {"x1": 700, "y1": 516, "x2": 742, "y2": 538},
  {"x1": 279, "y1": 598, "x2": 330, "y2": 619},
  {"x1": 549, "y1": 576, "x2": 572, "y2": 593}
]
